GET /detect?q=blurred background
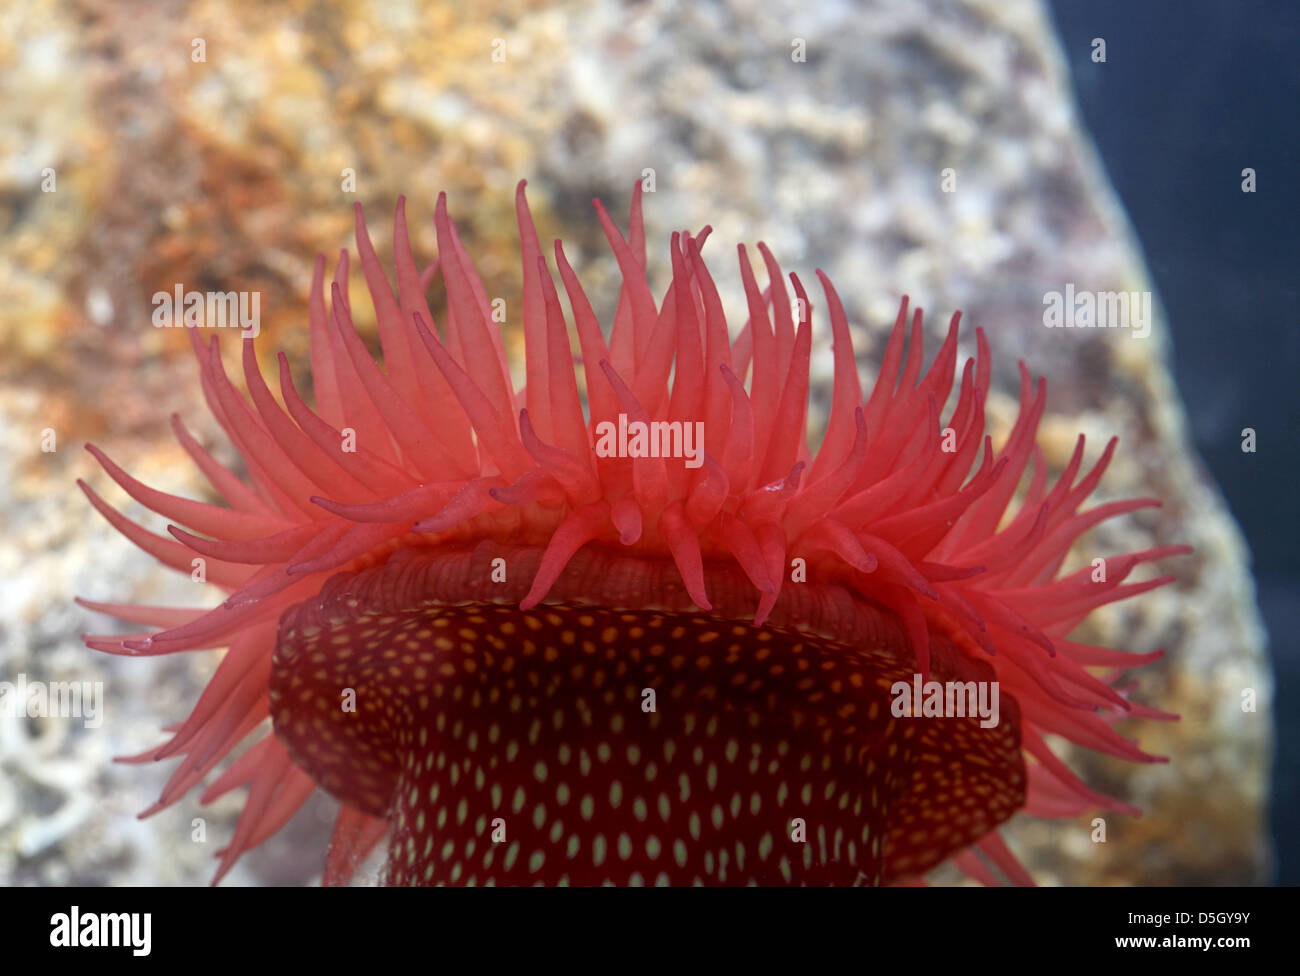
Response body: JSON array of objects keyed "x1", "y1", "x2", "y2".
[
  {"x1": 1048, "y1": 0, "x2": 1298, "y2": 884},
  {"x1": 0, "y1": 0, "x2": 1290, "y2": 884}
]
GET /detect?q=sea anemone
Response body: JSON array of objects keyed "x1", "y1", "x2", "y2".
[{"x1": 80, "y1": 182, "x2": 1187, "y2": 885}]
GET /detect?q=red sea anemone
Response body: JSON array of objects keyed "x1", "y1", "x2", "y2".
[{"x1": 79, "y1": 182, "x2": 1188, "y2": 885}]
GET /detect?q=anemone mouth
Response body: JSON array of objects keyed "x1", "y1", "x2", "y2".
[{"x1": 271, "y1": 541, "x2": 1023, "y2": 884}]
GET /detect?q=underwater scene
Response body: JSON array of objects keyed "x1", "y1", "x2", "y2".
[{"x1": 0, "y1": 0, "x2": 1292, "y2": 914}]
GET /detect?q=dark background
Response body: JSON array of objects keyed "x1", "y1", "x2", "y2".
[{"x1": 1047, "y1": 0, "x2": 1298, "y2": 884}]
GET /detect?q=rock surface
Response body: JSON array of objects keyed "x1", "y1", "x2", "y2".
[{"x1": 0, "y1": 0, "x2": 1270, "y2": 884}]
